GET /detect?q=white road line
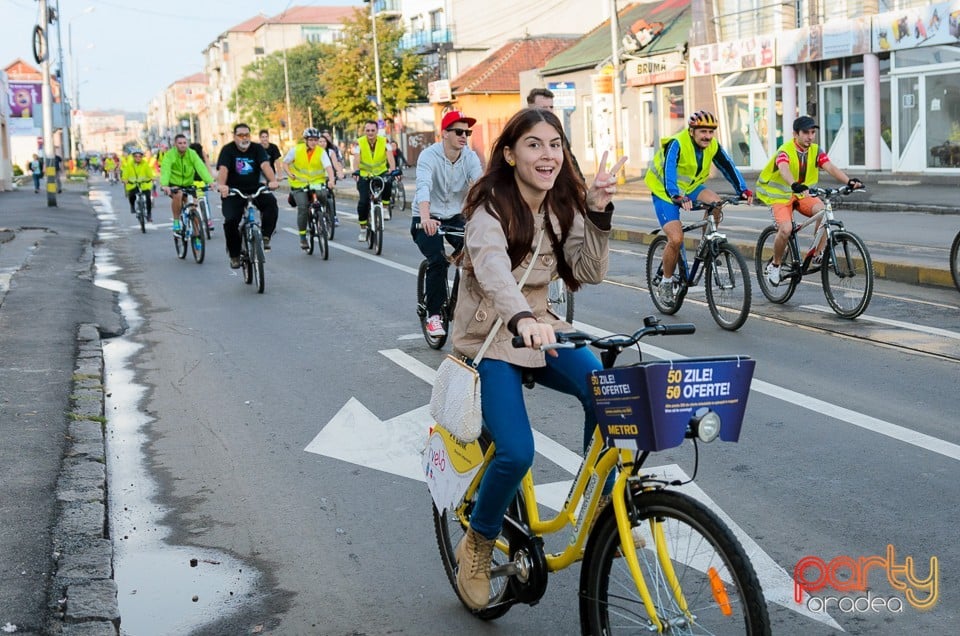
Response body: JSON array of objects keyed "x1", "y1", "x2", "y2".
[
  {"x1": 357, "y1": 242, "x2": 959, "y2": 464},
  {"x1": 803, "y1": 304, "x2": 960, "y2": 339}
]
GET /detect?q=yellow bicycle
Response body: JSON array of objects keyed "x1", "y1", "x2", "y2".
[{"x1": 431, "y1": 317, "x2": 770, "y2": 634}]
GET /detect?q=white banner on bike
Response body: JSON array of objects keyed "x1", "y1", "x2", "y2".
[{"x1": 423, "y1": 425, "x2": 483, "y2": 514}]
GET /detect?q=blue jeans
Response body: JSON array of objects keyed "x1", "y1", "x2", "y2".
[{"x1": 469, "y1": 347, "x2": 603, "y2": 540}]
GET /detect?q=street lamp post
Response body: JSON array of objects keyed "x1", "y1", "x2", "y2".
[
  {"x1": 66, "y1": 7, "x2": 95, "y2": 160},
  {"x1": 368, "y1": 0, "x2": 385, "y2": 129},
  {"x1": 56, "y1": 4, "x2": 94, "y2": 161}
]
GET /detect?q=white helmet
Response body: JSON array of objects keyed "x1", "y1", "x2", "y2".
[{"x1": 303, "y1": 127, "x2": 321, "y2": 139}]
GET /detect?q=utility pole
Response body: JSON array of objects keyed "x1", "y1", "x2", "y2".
[
  {"x1": 54, "y1": 0, "x2": 70, "y2": 161},
  {"x1": 609, "y1": 0, "x2": 625, "y2": 184},
  {"x1": 369, "y1": 0, "x2": 385, "y2": 131},
  {"x1": 38, "y1": 0, "x2": 58, "y2": 206}
]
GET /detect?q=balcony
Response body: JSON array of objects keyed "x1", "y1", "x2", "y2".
[
  {"x1": 401, "y1": 29, "x2": 453, "y2": 51},
  {"x1": 373, "y1": 0, "x2": 401, "y2": 19}
]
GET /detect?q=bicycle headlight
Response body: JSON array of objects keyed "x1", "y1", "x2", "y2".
[{"x1": 691, "y1": 408, "x2": 721, "y2": 443}]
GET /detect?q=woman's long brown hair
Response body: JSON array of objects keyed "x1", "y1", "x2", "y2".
[{"x1": 461, "y1": 108, "x2": 588, "y2": 291}]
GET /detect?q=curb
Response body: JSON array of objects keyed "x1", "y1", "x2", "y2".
[
  {"x1": 331, "y1": 185, "x2": 955, "y2": 289},
  {"x1": 48, "y1": 324, "x2": 119, "y2": 636}
]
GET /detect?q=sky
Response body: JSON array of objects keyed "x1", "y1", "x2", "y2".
[{"x1": 2, "y1": 0, "x2": 363, "y2": 113}]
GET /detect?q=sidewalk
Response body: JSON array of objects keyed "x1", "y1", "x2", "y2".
[
  {"x1": 1, "y1": 183, "x2": 122, "y2": 635},
  {"x1": 332, "y1": 167, "x2": 959, "y2": 288}
]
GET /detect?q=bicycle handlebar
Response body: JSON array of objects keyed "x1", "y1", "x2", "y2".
[
  {"x1": 806, "y1": 185, "x2": 867, "y2": 198},
  {"x1": 512, "y1": 317, "x2": 696, "y2": 351},
  {"x1": 413, "y1": 221, "x2": 464, "y2": 236},
  {"x1": 228, "y1": 185, "x2": 272, "y2": 200}
]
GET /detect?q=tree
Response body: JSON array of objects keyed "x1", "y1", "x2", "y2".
[
  {"x1": 318, "y1": 9, "x2": 425, "y2": 130},
  {"x1": 232, "y1": 42, "x2": 334, "y2": 137}
]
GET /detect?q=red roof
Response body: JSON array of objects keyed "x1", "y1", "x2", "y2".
[
  {"x1": 452, "y1": 37, "x2": 578, "y2": 95},
  {"x1": 269, "y1": 6, "x2": 357, "y2": 24},
  {"x1": 176, "y1": 72, "x2": 207, "y2": 85},
  {"x1": 226, "y1": 15, "x2": 267, "y2": 33}
]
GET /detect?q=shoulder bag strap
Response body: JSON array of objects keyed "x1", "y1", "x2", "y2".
[{"x1": 472, "y1": 227, "x2": 546, "y2": 366}]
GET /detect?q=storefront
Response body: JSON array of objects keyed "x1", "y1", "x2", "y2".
[
  {"x1": 689, "y1": 36, "x2": 779, "y2": 171},
  {"x1": 691, "y1": 0, "x2": 960, "y2": 174}
]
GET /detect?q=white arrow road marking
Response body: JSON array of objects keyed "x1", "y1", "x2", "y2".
[{"x1": 305, "y1": 348, "x2": 840, "y2": 629}]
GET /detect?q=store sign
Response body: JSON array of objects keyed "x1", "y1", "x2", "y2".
[
  {"x1": 689, "y1": 36, "x2": 776, "y2": 77},
  {"x1": 625, "y1": 52, "x2": 684, "y2": 86},
  {"x1": 871, "y1": 0, "x2": 960, "y2": 52},
  {"x1": 779, "y1": 17, "x2": 872, "y2": 65},
  {"x1": 427, "y1": 79, "x2": 451, "y2": 104},
  {"x1": 547, "y1": 82, "x2": 576, "y2": 110}
]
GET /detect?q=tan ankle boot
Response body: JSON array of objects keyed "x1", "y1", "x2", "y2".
[{"x1": 455, "y1": 526, "x2": 495, "y2": 609}]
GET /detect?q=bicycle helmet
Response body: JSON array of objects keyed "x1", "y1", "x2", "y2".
[
  {"x1": 688, "y1": 110, "x2": 719, "y2": 129},
  {"x1": 303, "y1": 127, "x2": 321, "y2": 139}
]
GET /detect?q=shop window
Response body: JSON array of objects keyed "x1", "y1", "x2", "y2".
[
  {"x1": 925, "y1": 71, "x2": 960, "y2": 167},
  {"x1": 894, "y1": 45, "x2": 960, "y2": 69},
  {"x1": 823, "y1": 85, "x2": 843, "y2": 152},
  {"x1": 660, "y1": 84, "x2": 685, "y2": 138},
  {"x1": 848, "y1": 84, "x2": 865, "y2": 165},
  {"x1": 898, "y1": 76, "x2": 920, "y2": 154}
]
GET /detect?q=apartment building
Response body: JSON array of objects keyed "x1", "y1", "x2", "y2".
[
  {"x1": 199, "y1": 5, "x2": 358, "y2": 153},
  {"x1": 147, "y1": 73, "x2": 208, "y2": 146},
  {"x1": 74, "y1": 111, "x2": 143, "y2": 156}
]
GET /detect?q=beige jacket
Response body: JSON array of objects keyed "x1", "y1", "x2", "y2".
[{"x1": 452, "y1": 206, "x2": 610, "y2": 367}]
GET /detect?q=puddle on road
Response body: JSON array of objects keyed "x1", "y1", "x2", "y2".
[{"x1": 92, "y1": 190, "x2": 259, "y2": 634}]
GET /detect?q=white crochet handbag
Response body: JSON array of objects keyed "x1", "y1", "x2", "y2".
[{"x1": 429, "y1": 229, "x2": 545, "y2": 443}]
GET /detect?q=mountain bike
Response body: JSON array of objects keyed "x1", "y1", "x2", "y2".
[
  {"x1": 355, "y1": 169, "x2": 402, "y2": 255},
  {"x1": 415, "y1": 222, "x2": 463, "y2": 349},
  {"x1": 168, "y1": 187, "x2": 206, "y2": 264},
  {"x1": 646, "y1": 198, "x2": 752, "y2": 331},
  {"x1": 754, "y1": 185, "x2": 873, "y2": 318},
  {"x1": 950, "y1": 229, "x2": 960, "y2": 292},
  {"x1": 127, "y1": 178, "x2": 153, "y2": 233},
  {"x1": 387, "y1": 170, "x2": 406, "y2": 219},
  {"x1": 229, "y1": 185, "x2": 270, "y2": 294},
  {"x1": 294, "y1": 184, "x2": 330, "y2": 260},
  {"x1": 431, "y1": 317, "x2": 769, "y2": 633}
]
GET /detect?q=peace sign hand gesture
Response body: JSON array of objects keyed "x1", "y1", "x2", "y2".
[{"x1": 586, "y1": 150, "x2": 628, "y2": 211}]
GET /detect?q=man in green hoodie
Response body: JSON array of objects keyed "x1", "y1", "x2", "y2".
[{"x1": 160, "y1": 134, "x2": 214, "y2": 232}]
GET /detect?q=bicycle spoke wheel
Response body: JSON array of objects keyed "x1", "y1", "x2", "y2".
[
  {"x1": 307, "y1": 216, "x2": 317, "y2": 256},
  {"x1": 325, "y1": 192, "x2": 336, "y2": 240},
  {"x1": 250, "y1": 227, "x2": 265, "y2": 293},
  {"x1": 242, "y1": 251, "x2": 253, "y2": 284},
  {"x1": 373, "y1": 205, "x2": 384, "y2": 255},
  {"x1": 396, "y1": 179, "x2": 407, "y2": 211},
  {"x1": 200, "y1": 201, "x2": 213, "y2": 239},
  {"x1": 175, "y1": 230, "x2": 187, "y2": 259},
  {"x1": 822, "y1": 230, "x2": 872, "y2": 318},
  {"x1": 547, "y1": 279, "x2": 575, "y2": 323},
  {"x1": 433, "y1": 435, "x2": 514, "y2": 620},
  {"x1": 645, "y1": 236, "x2": 682, "y2": 315},
  {"x1": 318, "y1": 215, "x2": 329, "y2": 261},
  {"x1": 754, "y1": 225, "x2": 798, "y2": 304},
  {"x1": 190, "y1": 213, "x2": 205, "y2": 264},
  {"x1": 580, "y1": 490, "x2": 770, "y2": 636},
  {"x1": 951, "y1": 230, "x2": 960, "y2": 293},
  {"x1": 706, "y1": 244, "x2": 751, "y2": 331},
  {"x1": 418, "y1": 260, "x2": 448, "y2": 350},
  {"x1": 136, "y1": 199, "x2": 146, "y2": 233}
]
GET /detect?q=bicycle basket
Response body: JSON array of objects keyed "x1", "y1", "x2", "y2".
[{"x1": 590, "y1": 356, "x2": 755, "y2": 451}]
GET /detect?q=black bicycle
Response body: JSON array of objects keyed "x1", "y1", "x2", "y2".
[
  {"x1": 387, "y1": 170, "x2": 406, "y2": 219},
  {"x1": 754, "y1": 185, "x2": 872, "y2": 318},
  {"x1": 950, "y1": 229, "x2": 960, "y2": 292},
  {"x1": 229, "y1": 185, "x2": 270, "y2": 294},
  {"x1": 127, "y1": 178, "x2": 152, "y2": 233},
  {"x1": 294, "y1": 184, "x2": 330, "y2": 260},
  {"x1": 415, "y1": 223, "x2": 463, "y2": 349},
  {"x1": 646, "y1": 198, "x2": 752, "y2": 331}
]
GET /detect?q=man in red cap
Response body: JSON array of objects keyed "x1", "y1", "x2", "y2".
[
  {"x1": 353, "y1": 120, "x2": 397, "y2": 241},
  {"x1": 412, "y1": 110, "x2": 482, "y2": 338}
]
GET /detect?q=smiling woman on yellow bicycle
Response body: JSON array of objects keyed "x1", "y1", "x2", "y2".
[{"x1": 450, "y1": 107, "x2": 626, "y2": 610}]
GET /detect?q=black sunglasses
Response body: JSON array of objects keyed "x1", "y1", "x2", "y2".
[{"x1": 447, "y1": 128, "x2": 472, "y2": 137}]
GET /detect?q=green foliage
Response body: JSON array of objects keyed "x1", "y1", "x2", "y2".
[
  {"x1": 233, "y1": 42, "x2": 335, "y2": 135},
  {"x1": 317, "y1": 10, "x2": 426, "y2": 129},
  {"x1": 12, "y1": 164, "x2": 24, "y2": 176}
]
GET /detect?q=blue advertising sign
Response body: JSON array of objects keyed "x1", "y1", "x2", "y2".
[
  {"x1": 590, "y1": 357, "x2": 756, "y2": 451},
  {"x1": 547, "y1": 81, "x2": 576, "y2": 110}
]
